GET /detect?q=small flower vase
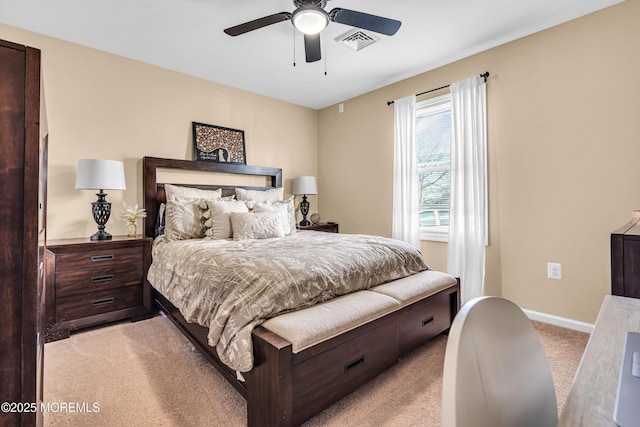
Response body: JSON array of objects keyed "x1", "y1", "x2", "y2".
[{"x1": 126, "y1": 220, "x2": 137, "y2": 237}]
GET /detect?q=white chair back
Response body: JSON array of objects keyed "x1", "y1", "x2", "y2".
[{"x1": 442, "y1": 296, "x2": 557, "y2": 427}]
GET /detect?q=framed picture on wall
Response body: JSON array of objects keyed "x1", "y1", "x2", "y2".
[{"x1": 192, "y1": 122, "x2": 246, "y2": 164}]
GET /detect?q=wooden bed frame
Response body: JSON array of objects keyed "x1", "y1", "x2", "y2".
[{"x1": 143, "y1": 156, "x2": 460, "y2": 426}]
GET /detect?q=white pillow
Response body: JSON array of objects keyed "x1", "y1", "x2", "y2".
[
  {"x1": 229, "y1": 211, "x2": 285, "y2": 241},
  {"x1": 201, "y1": 200, "x2": 250, "y2": 240},
  {"x1": 164, "y1": 184, "x2": 223, "y2": 241},
  {"x1": 165, "y1": 183, "x2": 223, "y2": 200},
  {"x1": 235, "y1": 187, "x2": 284, "y2": 203},
  {"x1": 253, "y1": 196, "x2": 296, "y2": 235}
]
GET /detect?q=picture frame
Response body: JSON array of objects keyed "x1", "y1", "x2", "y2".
[{"x1": 192, "y1": 122, "x2": 246, "y2": 164}]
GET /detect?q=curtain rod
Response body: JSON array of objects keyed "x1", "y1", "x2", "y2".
[{"x1": 386, "y1": 71, "x2": 490, "y2": 106}]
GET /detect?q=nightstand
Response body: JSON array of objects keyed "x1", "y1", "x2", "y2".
[
  {"x1": 297, "y1": 222, "x2": 339, "y2": 233},
  {"x1": 44, "y1": 235, "x2": 153, "y2": 342}
]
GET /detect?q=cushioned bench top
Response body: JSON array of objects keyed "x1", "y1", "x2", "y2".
[
  {"x1": 262, "y1": 290, "x2": 399, "y2": 353},
  {"x1": 370, "y1": 270, "x2": 457, "y2": 305},
  {"x1": 262, "y1": 270, "x2": 457, "y2": 353}
]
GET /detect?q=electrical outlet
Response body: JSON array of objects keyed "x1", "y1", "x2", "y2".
[{"x1": 547, "y1": 262, "x2": 562, "y2": 280}]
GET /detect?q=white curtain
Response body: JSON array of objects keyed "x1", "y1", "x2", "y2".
[
  {"x1": 447, "y1": 75, "x2": 488, "y2": 304},
  {"x1": 392, "y1": 95, "x2": 420, "y2": 248}
]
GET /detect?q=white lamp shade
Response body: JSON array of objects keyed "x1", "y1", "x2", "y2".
[
  {"x1": 292, "y1": 176, "x2": 317, "y2": 195},
  {"x1": 75, "y1": 159, "x2": 127, "y2": 191}
]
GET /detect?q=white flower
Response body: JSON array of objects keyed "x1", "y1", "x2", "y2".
[{"x1": 119, "y1": 202, "x2": 147, "y2": 222}]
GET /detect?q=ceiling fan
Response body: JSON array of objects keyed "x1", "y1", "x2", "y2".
[{"x1": 223, "y1": 0, "x2": 402, "y2": 63}]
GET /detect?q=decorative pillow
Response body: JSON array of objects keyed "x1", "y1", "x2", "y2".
[
  {"x1": 229, "y1": 211, "x2": 285, "y2": 241},
  {"x1": 253, "y1": 203, "x2": 289, "y2": 234},
  {"x1": 253, "y1": 196, "x2": 296, "y2": 235},
  {"x1": 165, "y1": 183, "x2": 223, "y2": 200},
  {"x1": 235, "y1": 187, "x2": 284, "y2": 203},
  {"x1": 164, "y1": 184, "x2": 223, "y2": 241},
  {"x1": 201, "y1": 200, "x2": 250, "y2": 240}
]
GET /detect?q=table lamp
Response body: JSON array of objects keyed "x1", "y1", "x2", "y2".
[
  {"x1": 293, "y1": 176, "x2": 317, "y2": 226},
  {"x1": 75, "y1": 159, "x2": 127, "y2": 240}
]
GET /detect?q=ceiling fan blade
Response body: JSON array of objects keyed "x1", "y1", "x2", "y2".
[
  {"x1": 329, "y1": 8, "x2": 401, "y2": 36},
  {"x1": 224, "y1": 12, "x2": 292, "y2": 36},
  {"x1": 304, "y1": 33, "x2": 321, "y2": 63}
]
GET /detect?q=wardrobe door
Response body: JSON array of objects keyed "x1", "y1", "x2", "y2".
[{"x1": 0, "y1": 39, "x2": 42, "y2": 427}]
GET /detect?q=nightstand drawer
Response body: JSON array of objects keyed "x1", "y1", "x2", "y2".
[
  {"x1": 55, "y1": 262, "x2": 143, "y2": 297},
  {"x1": 54, "y1": 246, "x2": 143, "y2": 271},
  {"x1": 55, "y1": 286, "x2": 143, "y2": 322}
]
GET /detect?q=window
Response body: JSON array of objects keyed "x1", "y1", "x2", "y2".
[{"x1": 416, "y1": 94, "x2": 451, "y2": 242}]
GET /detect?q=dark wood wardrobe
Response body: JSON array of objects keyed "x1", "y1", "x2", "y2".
[{"x1": 0, "y1": 39, "x2": 46, "y2": 427}]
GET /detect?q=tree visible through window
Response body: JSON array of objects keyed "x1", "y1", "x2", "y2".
[{"x1": 416, "y1": 94, "x2": 451, "y2": 241}]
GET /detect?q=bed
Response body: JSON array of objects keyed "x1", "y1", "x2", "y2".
[{"x1": 142, "y1": 156, "x2": 460, "y2": 426}]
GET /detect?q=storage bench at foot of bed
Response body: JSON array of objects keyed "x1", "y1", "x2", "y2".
[
  {"x1": 153, "y1": 272, "x2": 459, "y2": 427},
  {"x1": 246, "y1": 272, "x2": 460, "y2": 426}
]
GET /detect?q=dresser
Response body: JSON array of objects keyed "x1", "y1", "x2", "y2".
[
  {"x1": 611, "y1": 218, "x2": 640, "y2": 299},
  {"x1": 0, "y1": 39, "x2": 44, "y2": 427},
  {"x1": 45, "y1": 236, "x2": 153, "y2": 341}
]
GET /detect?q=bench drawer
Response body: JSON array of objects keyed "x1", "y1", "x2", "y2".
[
  {"x1": 398, "y1": 290, "x2": 452, "y2": 355},
  {"x1": 291, "y1": 319, "x2": 398, "y2": 425}
]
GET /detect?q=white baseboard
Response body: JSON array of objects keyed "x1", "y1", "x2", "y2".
[{"x1": 522, "y1": 308, "x2": 594, "y2": 334}]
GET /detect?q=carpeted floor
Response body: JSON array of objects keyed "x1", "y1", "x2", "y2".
[{"x1": 43, "y1": 315, "x2": 588, "y2": 426}]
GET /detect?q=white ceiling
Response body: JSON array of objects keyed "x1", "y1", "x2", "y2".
[{"x1": 0, "y1": 0, "x2": 623, "y2": 110}]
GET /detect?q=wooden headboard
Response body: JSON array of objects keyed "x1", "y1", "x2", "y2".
[{"x1": 143, "y1": 157, "x2": 283, "y2": 238}]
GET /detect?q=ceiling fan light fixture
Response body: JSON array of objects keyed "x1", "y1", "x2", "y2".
[{"x1": 292, "y1": 6, "x2": 329, "y2": 35}]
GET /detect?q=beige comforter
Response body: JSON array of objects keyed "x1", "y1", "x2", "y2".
[{"x1": 147, "y1": 231, "x2": 428, "y2": 371}]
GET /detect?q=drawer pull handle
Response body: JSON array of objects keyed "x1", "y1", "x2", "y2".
[
  {"x1": 344, "y1": 356, "x2": 365, "y2": 373},
  {"x1": 422, "y1": 316, "x2": 435, "y2": 327},
  {"x1": 92, "y1": 297, "x2": 114, "y2": 307},
  {"x1": 91, "y1": 275, "x2": 114, "y2": 283},
  {"x1": 91, "y1": 254, "x2": 114, "y2": 262}
]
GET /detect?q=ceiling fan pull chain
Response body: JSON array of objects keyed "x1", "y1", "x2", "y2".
[
  {"x1": 293, "y1": 27, "x2": 297, "y2": 67},
  {"x1": 323, "y1": 32, "x2": 327, "y2": 76}
]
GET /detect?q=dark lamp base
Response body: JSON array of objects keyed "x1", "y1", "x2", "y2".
[
  {"x1": 90, "y1": 191, "x2": 113, "y2": 241},
  {"x1": 90, "y1": 230, "x2": 112, "y2": 241},
  {"x1": 299, "y1": 194, "x2": 311, "y2": 227}
]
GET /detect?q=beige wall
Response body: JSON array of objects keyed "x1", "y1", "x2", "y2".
[
  {"x1": 0, "y1": 24, "x2": 318, "y2": 241},
  {"x1": 318, "y1": 0, "x2": 640, "y2": 323}
]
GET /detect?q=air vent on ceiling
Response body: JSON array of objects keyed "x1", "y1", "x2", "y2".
[{"x1": 335, "y1": 29, "x2": 380, "y2": 52}]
